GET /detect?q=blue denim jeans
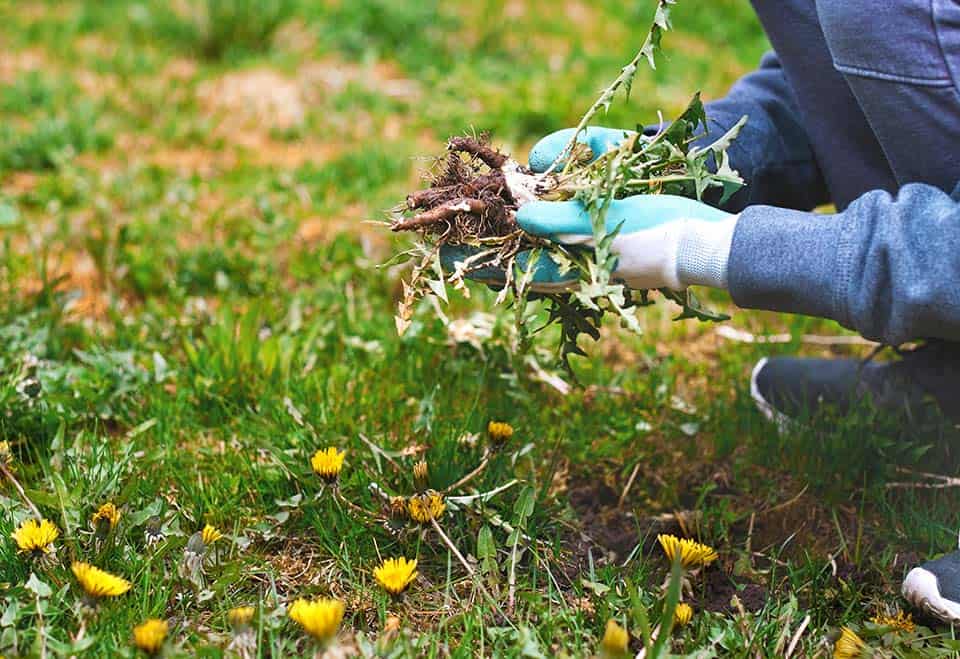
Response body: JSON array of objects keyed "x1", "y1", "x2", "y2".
[{"x1": 693, "y1": 0, "x2": 960, "y2": 346}]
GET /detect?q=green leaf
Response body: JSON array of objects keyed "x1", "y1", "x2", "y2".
[
  {"x1": 513, "y1": 485, "x2": 536, "y2": 523},
  {"x1": 25, "y1": 573, "x2": 52, "y2": 598}
]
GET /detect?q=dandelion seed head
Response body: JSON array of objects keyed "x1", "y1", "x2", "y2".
[{"x1": 144, "y1": 515, "x2": 165, "y2": 549}]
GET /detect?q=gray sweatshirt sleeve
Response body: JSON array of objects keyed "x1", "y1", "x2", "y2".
[{"x1": 728, "y1": 183, "x2": 960, "y2": 345}]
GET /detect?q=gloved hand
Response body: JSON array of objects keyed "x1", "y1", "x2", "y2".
[
  {"x1": 440, "y1": 126, "x2": 739, "y2": 292},
  {"x1": 517, "y1": 195, "x2": 737, "y2": 291},
  {"x1": 528, "y1": 126, "x2": 637, "y2": 172}
]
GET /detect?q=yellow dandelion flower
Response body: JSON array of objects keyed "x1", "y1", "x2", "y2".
[
  {"x1": 599, "y1": 619, "x2": 629, "y2": 657},
  {"x1": 834, "y1": 626, "x2": 866, "y2": 659},
  {"x1": 71, "y1": 562, "x2": 132, "y2": 598},
  {"x1": 12, "y1": 518, "x2": 59, "y2": 555},
  {"x1": 311, "y1": 447, "x2": 345, "y2": 483},
  {"x1": 674, "y1": 602, "x2": 693, "y2": 626},
  {"x1": 92, "y1": 502, "x2": 120, "y2": 531},
  {"x1": 871, "y1": 610, "x2": 914, "y2": 633},
  {"x1": 657, "y1": 534, "x2": 718, "y2": 569},
  {"x1": 132, "y1": 618, "x2": 168, "y2": 655},
  {"x1": 487, "y1": 421, "x2": 514, "y2": 447},
  {"x1": 228, "y1": 606, "x2": 256, "y2": 628},
  {"x1": 0, "y1": 440, "x2": 12, "y2": 465},
  {"x1": 201, "y1": 524, "x2": 222, "y2": 546},
  {"x1": 288, "y1": 598, "x2": 344, "y2": 643},
  {"x1": 374, "y1": 557, "x2": 418, "y2": 595},
  {"x1": 407, "y1": 490, "x2": 445, "y2": 524}
]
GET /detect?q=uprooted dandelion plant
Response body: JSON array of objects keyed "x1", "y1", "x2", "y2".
[{"x1": 388, "y1": 0, "x2": 748, "y2": 370}]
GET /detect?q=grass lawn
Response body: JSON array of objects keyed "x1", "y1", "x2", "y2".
[{"x1": 1, "y1": 0, "x2": 959, "y2": 656}]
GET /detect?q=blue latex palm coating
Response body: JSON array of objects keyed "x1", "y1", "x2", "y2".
[
  {"x1": 516, "y1": 195, "x2": 733, "y2": 240},
  {"x1": 528, "y1": 127, "x2": 634, "y2": 173},
  {"x1": 439, "y1": 244, "x2": 576, "y2": 286}
]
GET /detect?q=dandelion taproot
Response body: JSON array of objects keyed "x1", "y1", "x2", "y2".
[
  {"x1": 72, "y1": 562, "x2": 132, "y2": 598},
  {"x1": 311, "y1": 447, "x2": 345, "y2": 483},
  {"x1": 487, "y1": 421, "x2": 513, "y2": 447},
  {"x1": 407, "y1": 490, "x2": 445, "y2": 524},
  {"x1": 599, "y1": 619, "x2": 629, "y2": 656},
  {"x1": 674, "y1": 602, "x2": 693, "y2": 626},
  {"x1": 288, "y1": 598, "x2": 344, "y2": 643},
  {"x1": 833, "y1": 626, "x2": 866, "y2": 659},
  {"x1": 374, "y1": 557, "x2": 418, "y2": 595},
  {"x1": 12, "y1": 518, "x2": 58, "y2": 556},
  {"x1": 657, "y1": 534, "x2": 718, "y2": 569},
  {"x1": 132, "y1": 618, "x2": 168, "y2": 655}
]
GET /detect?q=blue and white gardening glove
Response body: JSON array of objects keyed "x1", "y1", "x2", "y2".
[
  {"x1": 442, "y1": 127, "x2": 740, "y2": 292},
  {"x1": 527, "y1": 126, "x2": 637, "y2": 172},
  {"x1": 516, "y1": 194, "x2": 737, "y2": 291}
]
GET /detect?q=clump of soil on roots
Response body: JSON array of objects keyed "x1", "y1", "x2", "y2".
[{"x1": 392, "y1": 135, "x2": 553, "y2": 255}]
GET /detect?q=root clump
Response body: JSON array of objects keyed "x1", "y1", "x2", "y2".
[{"x1": 392, "y1": 135, "x2": 549, "y2": 246}]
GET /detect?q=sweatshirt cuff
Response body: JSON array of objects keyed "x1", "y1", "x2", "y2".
[
  {"x1": 676, "y1": 217, "x2": 738, "y2": 289},
  {"x1": 727, "y1": 205, "x2": 854, "y2": 324}
]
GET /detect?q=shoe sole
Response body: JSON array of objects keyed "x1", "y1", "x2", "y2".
[
  {"x1": 902, "y1": 566, "x2": 960, "y2": 623},
  {"x1": 750, "y1": 357, "x2": 796, "y2": 434}
]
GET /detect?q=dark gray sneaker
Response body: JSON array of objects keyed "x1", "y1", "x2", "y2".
[
  {"x1": 903, "y1": 550, "x2": 960, "y2": 623},
  {"x1": 750, "y1": 345, "x2": 960, "y2": 623},
  {"x1": 750, "y1": 342, "x2": 960, "y2": 429}
]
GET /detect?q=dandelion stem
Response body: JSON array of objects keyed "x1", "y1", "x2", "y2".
[
  {"x1": 546, "y1": 0, "x2": 675, "y2": 176},
  {"x1": 334, "y1": 489, "x2": 377, "y2": 522},
  {"x1": 430, "y1": 518, "x2": 515, "y2": 628},
  {"x1": 35, "y1": 589, "x2": 47, "y2": 659},
  {"x1": 443, "y1": 449, "x2": 491, "y2": 495},
  {"x1": 1, "y1": 464, "x2": 41, "y2": 520},
  {"x1": 430, "y1": 518, "x2": 474, "y2": 577}
]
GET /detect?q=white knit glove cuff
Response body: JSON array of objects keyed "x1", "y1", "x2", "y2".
[{"x1": 675, "y1": 216, "x2": 739, "y2": 289}]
